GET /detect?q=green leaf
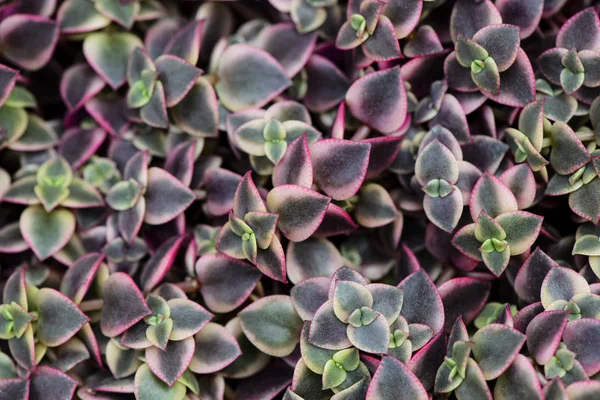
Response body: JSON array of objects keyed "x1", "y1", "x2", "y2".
[
  {"x1": 323, "y1": 359, "x2": 347, "y2": 390},
  {"x1": 333, "y1": 348, "x2": 360, "y2": 371},
  {"x1": 134, "y1": 363, "x2": 187, "y2": 400},
  {"x1": 475, "y1": 212, "x2": 506, "y2": 242},
  {"x1": 333, "y1": 280, "x2": 373, "y2": 323},
  {"x1": 239, "y1": 295, "x2": 303, "y2": 357},
  {"x1": 34, "y1": 184, "x2": 70, "y2": 212},
  {"x1": 36, "y1": 157, "x2": 73, "y2": 189},
  {"x1": 265, "y1": 139, "x2": 288, "y2": 164},
  {"x1": 146, "y1": 317, "x2": 173, "y2": 351},
  {"x1": 106, "y1": 179, "x2": 144, "y2": 211},
  {"x1": 573, "y1": 234, "x2": 600, "y2": 256},
  {"x1": 560, "y1": 69, "x2": 584, "y2": 94},
  {"x1": 19, "y1": 206, "x2": 75, "y2": 260},
  {"x1": 482, "y1": 245, "x2": 510, "y2": 276}
]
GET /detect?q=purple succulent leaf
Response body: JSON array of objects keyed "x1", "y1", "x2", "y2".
[
  {"x1": 3, "y1": 267, "x2": 27, "y2": 309},
  {"x1": 540, "y1": 266, "x2": 590, "y2": 308},
  {"x1": 513, "y1": 302, "x2": 544, "y2": 334},
  {"x1": 450, "y1": 0, "x2": 502, "y2": 41},
  {"x1": 496, "y1": 0, "x2": 543, "y2": 39},
  {"x1": 171, "y1": 77, "x2": 219, "y2": 138},
  {"x1": 498, "y1": 165, "x2": 536, "y2": 210},
  {"x1": 424, "y1": 189, "x2": 464, "y2": 234},
  {"x1": 472, "y1": 323, "x2": 526, "y2": 380},
  {"x1": 3, "y1": 177, "x2": 38, "y2": 206},
  {"x1": 85, "y1": 97, "x2": 131, "y2": 136},
  {"x1": 428, "y1": 95, "x2": 472, "y2": 142},
  {"x1": 550, "y1": 121, "x2": 591, "y2": 174},
  {"x1": 304, "y1": 55, "x2": 350, "y2": 113},
  {"x1": 144, "y1": 19, "x2": 180, "y2": 60},
  {"x1": 60, "y1": 252, "x2": 104, "y2": 304},
  {"x1": 415, "y1": 140, "x2": 459, "y2": 186},
  {"x1": 164, "y1": 141, "x2": 197, "y2": 187},
  {"x1": 265, "y1": 101, "x2": 310, "y2": 124},
  {"x1": 100, "y1": 272, "x2": 151, "y2": 337},
  {"x1": 167, "y1": 298, "x2": 212, "y2": 341},
  {"x1": 456, "y1": 161, "x2": 482, "y2": 204},
  {"x1": 300, "y1": 322, "x2": 336, "y2": 374},
  {"x1": 140, "y1": 236, "x2": 184, "y2": 292},
  {"x1": 485, "y1": 49, "x2": 536, "y2": 107},
  {"x1": 273, "y1": 134, "x2": 313, "y2": 189},
  {"x1": 314, "y1": 203, "x2": 358, "y2": 237},
  {"x1": 362, "y1": 15, "x2": 403, "y2": 62},
  {"x1": 134, "y1": 363, "x2": 186, "y2": 399},
  {"x1": 439, "y1": 277, "x2": 491, "y2": 331},
  {"x1": 495, "y1": 211, "x2": 543, "y2": 255},
  {"x1": 0, "y1": 222, "x2": 28, "y2": 254},
  {"x1": 291, "y1": 277, "x2": 330, "y2": 321},
  {"x1": 470, "y1": 173, "x2": 518, "y2": 220},
  {"x1": 20, "y1": 206, "x2": 75, "y2": 261},
  {"x1": 580, "y1": 50, "x2": 600, "y2": 87},
  {"x1": 514, "y1": 248, "x2": 558, "y2": 303},
  {"x1": 403, "y1": 25, "x2": 444, "y2": 58},
  {"x1": 494, "y1": 354, "x2": 543, "y2": 399},
  {"x1": 94, "y1": 0, "x2": 138, "y2": 29},
  {"x1": 60, "y1": 64, "x2": 106, "y2": 112},
  {"x1": 569, "y1": 178, "x2": 600, "y2": 224},
  {"x1": 127, "y1": 47, "x2": 156, "y2": 85},
  {"x1": 144, "y1": 168, "x2": 195, "y2": 225},
  {"x1": 215, "y1": 221, "x2": 245, "y2": 260},
  {"x1": 30, "y1": 366, "x2": 78, "y2": 400},
  {"x1": 240, "y1": 295, "x2": 303, "y2": 357},
  {"x1": 566, "y1": 381, "x2": 600, "y2": 399},
  {"x1": 308, "y1": 300, "x2": 352, "y2": 350},
  {"x1": 216, "y1": 44, "x2": 292, "y2": 112},
  {"x1": 0, "y1": 14, "x2": 58, "y2": 71},
  {"x1": 83, "y1": 32, "x2": 142, "y2": 90},
  {"x1": 311, "y1": 139, "x2": 370, "y2": 201},
  {"x1": 232, "y1": 172, "x2": 266, "y2": 217},
  {"x1": 462, "y1": 136, "x2": 509, "y2": 174},
  {"x1": 347, "y1": 313, "x2": 390, "y2": 354},
  {"x1": 36, "y1": 288, "x2": 89, "y2": 347},
  {"x1": 472, "y1": 24, "x2": 520, "y2": 72},
  {"x1": 363, "y1": 136, "x2": 403, "y2": 179},
  {"x1": 355, "y1": 183, "x2": 399, "y2": 228},
  {"x1": 255, "y1": 234, "x2": 287, "y2": 283},
  {"x1": 333, "y1": 280, "x2": 373, "y2": 322},
  {"x1": 445, "y1": 52, "x2": 479, "y2": 92},
  {"x1": 189, "y1": 322, "x2": 241, "y2": 374},
  {"x1": 267, "y1": 185, "x2": 330, "y2": 242},
  {"x1": 118, "y1": 197, "x2": 145, "y2": 244},
  {"x1": 380, "y1": 0, "x2": 422, "y2": 39},
  {"x1": 287, "y1": 238, "x2": 343, "y2": 285},
  {"x1": 10, "y1": 115, "x2": 57, "y2": 152},
  {"x1": 56, "y1": 0, "x2": 110, "y2": 34},
  {"x1": 346, "y1": 67, "x2": 407, "y2": 134},
  {"x1": 526, "y1": 310, "x2": 570, "y2": 365},
  {"x1": 367, "y1": 356, "x2": 427, "y2": 400},
  {"x1": 397, "y1": 270, "x2": 444, "y2": 335},
  {"x1": 366, "y1": 284, "x2": 403, "y2": 324},
  {"x1": 139, "y1": 80, "x2": 169, "y2": 129},
  {"x1": 154, "y1": 55, "x2": 202, "y2": 108},
  {"x1": 556, "y1": 8, "x2": 600, "y2": 52},
  {"x1": 0, "y1": 378, "x2": 28, "y2": 399},
  {"x1": 408, "y1": 332, "x2": 446, "y2": 391},
  {"x1": 163, "y1": 20, "x2": 203, "y2": 65},
  {"x1": 204, "y1": 168, "x2": 242, "y2": 217},
  {"x1": 256, "y1": 23, "x2": 316, "y2": 78},
  {"x1": 538, "y1": 48, "x2": 567, "y2": 86},
  {"x1": 146, "y1": 337, "x2": 195, "y2": 386},
  {"x1": 543, "y1": 379, "x2": 567, "y2": 400},
  {"x1": 563, "y1": 318, "x2": 600, "y2": 376}
]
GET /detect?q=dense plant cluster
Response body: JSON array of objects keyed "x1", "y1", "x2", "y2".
[{"x1": 2, "y1": 0, "x2": 600, "y2": 399}]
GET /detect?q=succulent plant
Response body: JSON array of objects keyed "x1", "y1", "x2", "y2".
[{"x1": 2, "y1": 1, "x2": 600, "y2": 399}]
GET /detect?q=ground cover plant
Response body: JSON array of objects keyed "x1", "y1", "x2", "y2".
[{"x1": 1, "y1": 0, "x2": 600, "y2": 399}]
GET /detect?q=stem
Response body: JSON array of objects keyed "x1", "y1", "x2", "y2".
[
  {"x1": 174, "y1": 279, "x2": 200, "y2": 294},
  {"x1": 576, "y1": 131, "x2": 595, "y2": 142},
  {"x1": 79, "y1": 299, "x2": 104, "y2": 312},
  {"x1": 249, "y1": 294, "x2": 260, "y2": 302},
  {"x1": 542, "y1": 137, "x2": 552, "y2": 148},
  {"x1": 254, "y1": 281, "x2": 264, "y2": 298}
]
